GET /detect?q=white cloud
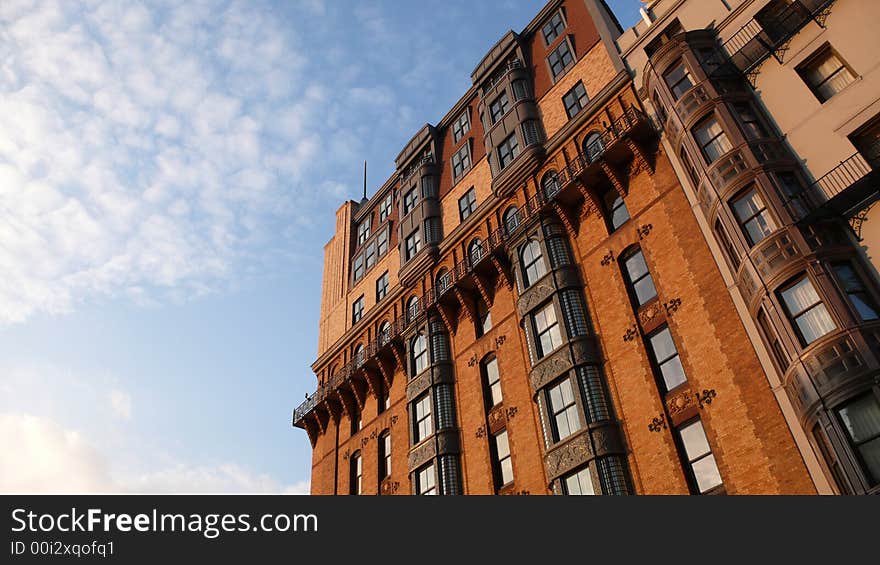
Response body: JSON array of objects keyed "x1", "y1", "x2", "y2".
[
  {"x1": 109, "y1": 390, "x2": 132, "y2": 421},
  {"x1": 0, "y1": 412, "x2": 309, "y2": 494}
]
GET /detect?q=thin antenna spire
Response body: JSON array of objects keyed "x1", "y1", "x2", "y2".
[{"x1": 362, "y1": 160, "x2": 368, "y2": 202}]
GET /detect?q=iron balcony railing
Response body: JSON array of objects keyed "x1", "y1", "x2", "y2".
[
  {"x1": 808, "y1": 151, "x2": 876, "y2": 203},
  {"x1": 292, "y1": 107, "x2": 650, "y2": 427},
  {"x1": 716, "y1": 0, "x2": 835, "y2": 80}
]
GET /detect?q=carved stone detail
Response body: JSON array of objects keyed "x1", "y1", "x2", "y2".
[
  {"x1": 529, "y1": 346, "x2": 573, "y2": 392},
  {"x1": 544, "y1": 431, "x2": 593, "y2": 480},
  {"x1": 667, "y1": 389, "x2": 696, "y2": 417},
  {"x1": 516, "y1": 281, "x2": 555, "y2": 318},
  {"x1": 408, "y1": 440, "x2": 436, "y2": 470},
  {"x1": 638, "y1": 300, "x2": 664, "y2": 327}
]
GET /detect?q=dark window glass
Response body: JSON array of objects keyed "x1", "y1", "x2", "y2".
[
  {"x1": 779, "y1": 276, "x2": 836, "y2": 346},
  {"x1": 482, "y1": 354, "x2": 502, "y2": 407},
  {"x1": 452, "y1": 144, "x2": 471, "y2": 179},
  {"x1": 653, "y1": 91, "x2": 668, "y2": 125},
  {"x1": 677, "y1": 419, "x2": 723, "y2": 493},
  {"x1": 411, "y1": 333, "x2": 428, "y2": 375},
  {"x1": 406, "y1": 297, "x2": 420, "y2": 324},
  {"x1": 542, "y1": 10, "x2": 565, "y2": 45},
  {"x1": 469, "y1": 238, "x2": 485, "y2": 265},
  {"x1": 376, "y1": 271, "x2": 389, "y2": 302},
  {"x1": 541, "y1": 171, "x2": 560, "y2": 199},
  {"x1": 714, "y1": 220, "x2": 741, "y2": 270},
  {"x1": 603, "y1": 190, "x2": 630, "y2": 231},
  {"x1": 378, "y1": 321, "x2": 391, "y2": 346},
  {"x1": 492, "y1": 430, "x2": 514, "y2": 488},
  {"x1": 436, "y1": 269, "x2": 451, "y2": 294},
  {"x1": 490, "y1": 91, "x2": 510, "y2": 124},
  {"x1": 353, "y1": 344, "x2": 365, "y2": 367},
  {"x1": 413, "y1": 393, "x2": 433, "y2": 443},
  {"x1": 452, "y1": 110, "x2": 470, "y2": 143},
  {"x1": 757, "y1": 308, "x2": 788, "y2": 369},
  {"x1": 833, "y1": 263, "x2": 880, "y2": 321},
  {"x1": 534, "y1": 302, "x2": 563, "y2": 359},
  {"x1": 798, "y1": 45, "x2": 856, "y2": 103},
  {"x1": 503, "y1": 206, "x2": 521, "y2": 234},
  {"x1": 458, "y1": 188, "x2": 477, "y2": 221},
  {"x1": 379, "y1": 432, "x2": 391, "y2": 479},
  {"x1": 498, "y1": 133, "x2": 520, "y2": 169},
  {"x1": 365, "y1": 241, "x2": 376, "y2": 270},
  {"x1": 837, "y1": 393, "x2": 880, "y2": 486},
  {"x1": 734, "y1": 102, "x2": 768, "y2": 140},
  {"x1": 376, "y1": 228, "x2": 389, "y2": 255},
  {"x1": 548, "y1": 40, "x2": 574, "y2": 80},
  {"x1": 583, "y1": 131, "x2": 604, "y2": 163},
  {"x1": 405, "y1": 230, "x2": 421, "y2": 261},
  {"x1": 562, "y1": 466, "x2": 595, "y2": 495},
  {"x1": 403, "y1": 187, "x2": 418, "y2": 215},
  {"x1": 512, "y1": 79, "x2": 528, "y2": 101},
  {"x1": 663, "y1": 59, "x2": 694, "y2": 100},
  {"x1": 520, "y1": 239, "x2": 547, "y2": 288},
  {"x1": 731, "y1": 187, "x2": 776, "y2": 246},
  {"x1": 680, "y1": 147, "x2": 700, "y2": 187},
  {"x1": 379, "y1": 193, "x2": 392, "y2": 222},
  {"x1": 563, "y1": 81, "x2": 589, "y2": 119},
  {"x1": 351, "y1": 405, "x2": 361, "y2": 435},
  {"x1": 352, "y1": 296, "x2": 365, "y2": 324},
  {"x1": 547, "y1": 378, "x2": 582, "y2": 441},
  {"x1": 357, "y1": 217, "x2": 371, "y2": 245},
  {"x1": 353, "y1": 254, "x2": 364, "y2": 281},
  {"x1": 647, "y1": 326, "x2": 688, "y2": 392},
  {"x1": 692, "y1": 115, "x2": 732, "y2": 164},
  {"x1": 622, "y1": 249, "x2": 658, "y2": 307}
]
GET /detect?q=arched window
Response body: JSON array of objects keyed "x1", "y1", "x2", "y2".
[
  {"x1": 436, "y1": 268, "x2": 451, "y2": 294},
  {"x1": 620, "y1": 247, "x2": 657, "y2": 308},
  {"x1": 503, "y1": 206, "x2": 521, "y2": 234},
  {"x1": 476, "y1": 299, "x2": 492, "y2": 337},
  {"x1": 353, "y1": 344, "x2": 365, "y2": 367},
  {"x1": 583, "y1": 131, "x2": 604, "y2": 163},
  {"x1": 541, "y1": 171, "x2": 560, "y2": 199},
  {"x1": 406, "y1": 296, "x2": 420, "y2": 323},
  {"x1": 469, "y1": 238, "x2": 485, "y2": 265},
  {"x1": 378, "y1": 321, "x2": 391, "y2": 346},
  {"x1": 603, "y1": 189, "x2": 630, "y2": 231},
  {"x1": 350, "y1": 451, "x2": 362, "y2": 495},
  {"x1": 378, "y1": 430, "x2": 392, "y2": 480},
  {"x1": 411, "y1": 333, "x2": 428, "y2": 375},
  {"x1": 520, "y1": 239, "x2": 547, "y2": 288},
  {"x1": 481, "y1": 353, "x2": 502, "y2": 408}
]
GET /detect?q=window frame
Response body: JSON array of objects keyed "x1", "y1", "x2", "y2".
[
  {"x1": 832, "y1": 262, "x2": 880, "y2": 322},
  {"x1": 541, "y1": 9, "x2": 566, "y2": 46},
  {"x1": 692, "y1": 113, "x2": 732, "y2": 165},
  {"x1": 533, "y1": 301, "x2": 564, "y2": 359},
  {"x1": 402, "y1": 187, "x2": 419, "y2": 215},
  {"x1": 563, "y1": 81, "x2": 589, "y2": 119},
  {"x1": 356, "y1": 217, "x2": 371, "y2": 246},
  {"x1": 621, "y1": 248, "x2": 658, "y2": 308},
  {"x1": 350, "y1": 450, "x2": 362, "y2": 495},
  {"x1": 663, "y1": 58, "x2": 694, "y2": 101},
  {"x1": 458, "y1": 187, "x2": 477, "y2": 222},
  {"x1": 778, "y1": 274, "x2": 838, "y2": 347},
  {"x1": 489, "y1": 91, "x2": 511, "y2": 124},
  {"x1": 603, "y1": 189, "x2": 630, "y2": 232},
  {"x1": 452, "y1": 143, "x2": 472, "y2": 180},
  {"x1": 646, "y1": 325, "x2": 688, "y2": 393},
  {"x1": 520, "y1": 238, "x2": 548, "y2": 289},
  {"x1": 547, "y1": 37, "x2": 575, "y2": 81},
  {"x1": 415, "y1": 462, "x2": 437, "y2": 495},
  {"x1": 561, "y1": 466, "x2": 595, "y2": 495},
  {"x1": 796, "y1": 44, "x2": 857, "y2": 103},
  {"x1": 404, "y1": 230, "x2": 421, "y2": 261},
  {"x1": 352, "y1": 295, "x2": 365, "y2": 325},
  {"x1": 491, "y1": 429, "x2": 514, "y2": 490},
  {"x1": 730, "y1": 186, "x2": 777, "y2": 247},
  {"x1": 413, "y1": 392, "x2": 433, "y2": 444},
  {"x1": 378, "y1": 430, "x2": 392, "y2": 480},
  {"x1": 498, "y1": 132, "x2": 520, "y2": 169},
  {"x1": 452, "y1": 109, "x2": 470, "y2": 143},
  {"x1": 379, "y1": 193, "x2": 393, "y2": 222},
  {"x1": 481, "y1": 353, "x2": 503, "y2": 408},
  {"x1": 376, "y1": 271, "x2": 389, "y2": 302},
  {"x1": 546, "y1": 376, "x2": 583, "y2": 442},
  {"x1": 676, "y1": 418, "x2": 724, "y2": 494},
  {"x1": 836, "y1": 391, "x2": 880, "y2": 487},
  {"x1": 411, "y1": 333, "x2": 428, "y2": 376}
]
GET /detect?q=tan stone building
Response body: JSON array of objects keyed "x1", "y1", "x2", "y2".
[
  {"x1": 617, "y1": 0, "x2": 880, "y2": 494},
  {"x1": 291, "y1": 0, "x2": 853, "y2": 495}
]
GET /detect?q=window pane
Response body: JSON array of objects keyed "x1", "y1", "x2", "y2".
[
  {"x1": 679, "y1": 420, "x2": 711, "y2": 459},
  {"x1": 796, "y1": 304, "x2": 836, "y2": 344},
  {"x1": 495, "y1": 430, "x2": 510, "y2": 458},
  {"x1": 649, "y1": 328, "x2": 677, "y2": 362},
  {"x1": 634, "y1": 277, "x2": 658, "y2": 306},
  {"x1": 692, "y1": 454, "x2": 723, "y2": 493},
  {"x1": 563, "y1": 467, "x2": 595, "y2": 495},
  {"x1": 838, "y1": 394, "x2": 880, "y2": 444},
  {"x1": 624, "y1": 251, "x2": 650, "y2": 281},
  {"x1": 780, "y1": 278, "x2": 821, "y2": 316},
  {"x1": 659, "y1": 355, "x2": 687, "y2": 391}
]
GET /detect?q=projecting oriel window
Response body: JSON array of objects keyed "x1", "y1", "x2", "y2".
[
  {"x1": 357, "y1": 217, "x2": 371, "y2": 246},
  {"x1": 562, "y1": 466, "x2": 595, "y2": 495},
  {"x1": 415, "y1": 462, "x2": 436, "y2": 495},
  {"x1": 376, "y1": 271, "x2": 389, "y2": 302},
  {"x1": 534, "y1": 302, "x2": 563, "y2": 359},
  {"x1": 622, "y1": 248, "x2": 657, "y2": 307},
  {"x1": 692, "y1": 115, "x2": 732, "y2": 164},
  {"x1": 482, "y1": 354, "x2": 502, "y2": 407},
  {"x1": 778, "y1": 275, "x2": 837, "y2": 346},
  {"x1": 563, "y1": 81, "x2": 589, "y2": 119},
  {"x1": 379, "y1": 193, "x2": 393, "y2": 222},
  {"x1": 541, "y1": 10, "x2": 565, "y2": 45},
  {"x1": 403, "y1": 187, "x2": 419, "y2": 215},
  {"x1": 498, "y1": 133, "x2": 520, "y2": 169},
  {"x1": 734, "y1": 102, "x2": 768, "y2": 140},
  {"x1": 548, "y1": 39, "x2": 574, "y2": 80},
  {"x1": 837, "y1": 393, "x2": 880, "y2": 486},
  {"x1": 797, "y1": 45, "x2": 856, "y2": 103},
  {"x1": 520, "y1": 239, "x2": 547, "y2": 288},
  {"x1": 452, "y1": 109, "x2": 470, "y2": 143},
  {"x1": 731, "y1": 187, "x2": 776, "y2": 246},
  {"x1": 352, "y1": 295, "x2": 364, "y2": 325},
  {"x1": 833, "y1": 263, "x2": 880, "y2": 321},
  {"x1": 458, "y1": 187, "x2": 477, "y2": 222},
  {"x1": 490, "y1": 91, "x2": 510, "y2": 124},
  {"x1": 413, "y1": 393, "x2": 433, "y2": 443},
  {"x1": 677, "y1": 419, "x2": 723, "y2": 494},
  {"x1": 663, "y1": 59, "x2": 694, "y2": 100},
  {"x1": 647, "y1": 326, "x2": 688, "y2": 392},
  {"x1": 547, "y1": 377, "x2": 582, "y2": 442},
  {"x1": 405, "y1": 230, "x2": 421, "y2": 261},
  {"x1": 492, "y1": 430, "x2": 514, "y2": 489},
  {"x1": 452, "y1": 144, "x2": 471, "y2": 180}
]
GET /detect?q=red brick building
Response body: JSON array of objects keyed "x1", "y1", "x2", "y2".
[{"x1": 293, "y1": 0, "x2": 824, "y2": 495}]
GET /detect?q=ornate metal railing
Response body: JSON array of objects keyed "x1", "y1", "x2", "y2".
[{"x1": 809, "y1": 152, "x2": 874, "y2": 202}]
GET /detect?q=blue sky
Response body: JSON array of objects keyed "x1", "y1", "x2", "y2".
[{"x1": 0, "y1": 0, "x2": 642, "y2": 492}]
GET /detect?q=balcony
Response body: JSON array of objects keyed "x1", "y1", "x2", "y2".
[
  {"x1": 716, "y1": 0, "x2": 836, "y2": 83},
  {"x1": 803, "y1": 149, "x2": 878, "y2": 218}
]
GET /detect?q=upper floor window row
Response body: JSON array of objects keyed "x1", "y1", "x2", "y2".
[
  {"x1": 353, "y1": 226, "x2": 391, "y2": 283},
  {"x1": 452, "y1": 109, "x2": 470, "y2": 143},
  {"x1": 490, "y1": 91, "x2": 510, "y2": 125},
  {"x1": 541, "y1": 10, "x2": 566, "y2": 46},
  {"x1": 548, "y1": 39, "x2": 574, "y2": 81}
]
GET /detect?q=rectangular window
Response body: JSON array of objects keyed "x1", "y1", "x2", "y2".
[
  {"x1": 416, "y1": 463, "x2": 436, "y2": 495},
  {"x1": 837, "y1": 393, "x2": 880, "y2": 486},
  {"x1": 405, "y1": 230, "x2": 421, "y2": 261},
  {"x1": 352, "y1": 295, "x2": 364, "y2": 325},
  {"x1": 731, "y1": 187, "x2": 776, "y2": 246},
  {"x1": 365, "y1": 241, "x2": 376, "y2": 270},
  {"x1": 492, "y1": 430, "x2": 514, "y2": 488},
  {"x1": 562, "y1": 466, "x2": 595, "y2": 495},
  {"x1": 563, "y1": 81, "x2": 589, "y2": 119},
  {"x1": 779, "y1": 275, "x2": 837, "y2": 346},
  {"x1": 377, "y1": 228, "x2": 389, "y2": 256},
  {"x1": 376, "y1": 271, "x2": 389, "y2": 302},
  {"x1": 403, "y1": 187, "x2": 418, "y2": 215},
  {"x1": 458, "y1": 188, "x2": 477, "y2": 222},
  {"x1": 647, "y1": 326, "x2": 688, "y2": 392},
  {"x1": 379, "y1": 193, "x2": 393, "y2": 222},
  {"x1": 757, "y1": 308, "x2": 789, "y2": 370},
  {"x1": 541, "y1": 10, "x2": 565, "y2": 45},
  {"x1": 677, "y1": 419, "x2": 723, "y2": 494},
  {"x1": 547, "y1": 378, "x2": 582, "y2": 441},
  {"x1": 353, "y1": 254, "x2": 364, "y2": 281},
  {"x1": 414, "y1": 394, "x2": 433, "y2": 443},
  {"x1": 777, "y1": 171, "x2": 807, "y2": 219},
  {"x1": 522, "y1": 120, "x2": 540, "y2": 146},
  {"x1": 603, "y1": 189, "x2": 630, "y2": 232},
  {"x1": 512, "y1": 79, "x2": 528, "y2": 101},
  {"x1": 379, "y1": 433, "x2": 391, "y2": 479},
  {"x1": 548, "y1": 39, "x2": 574, "y2": 80},
  {"x1": 452, "y1": 144, "x2": 471, "y2": 179},
  {"x1": 490, "y1": 91, "x2": 510, "y2": 124},
  {"x1": 692, "y1": 115, "x2": 732, "y2": 164},
  {"x1": 735, "y1": 102, "x2": 768, "y2": 140},
  {"x1": 833, "y1": 263, "x2": 880, "y2": 321},
  {"x1": 356, "y1": 217, "x2": 371, "y2": 246},
  {"x1": 664, "y1": 59, "x2": 694, "y2": 100},
  {"x1": 350, "y1": 452, "x2": 362, "y2": 495},
  {"x1": 534, "y1": 302, "x2": 563, "y2": 358},
  {"x1": 623, "y1": 249, "x2": 658, "y2": 307},
  {"x1": 498, "y1": 133, "x2": 520, "y2": 169},
  {"x1": 484, "y1": 355, "x2": 502, "y2": 407},
  {"x1": 452, "y1": 110, "x2": 470, "y2": 143},
  {"x1": 797, "y1": 45, "x2": 856, "y2": 103},
  {"x1": 680, "y1": 147, "x2": 700, "y2": 187},
  {"x1": 714, "y1": 220, "x2": 741, "y2": 270}
]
